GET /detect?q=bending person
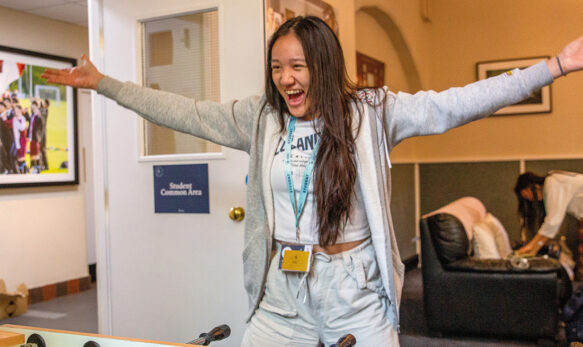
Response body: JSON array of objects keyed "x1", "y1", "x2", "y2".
[
  {"x1": 42, "y1": 16, "x2": 583, "y2": 346},
  {"x1": 515, "y1": 171, "x2": 583, "y2": 257}
]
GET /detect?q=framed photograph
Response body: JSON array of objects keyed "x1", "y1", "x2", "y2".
[
  {"x1": 476, "y1": 56, "x2": 551, "y2": 116},
  {"x1": 0, "y1": 45, "x2": 78, "y2": 188},
  {"x1": 356, "y1": 51, "x2": 385, "y2": 88},
  {"x1": 264, "y1": 0, "x2": 339, "y2": 51}
]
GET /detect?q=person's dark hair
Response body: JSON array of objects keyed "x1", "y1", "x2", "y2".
[
  {"x1": 265, "y1": 16, "x2": 362, "y2": 246},
  {"x1": 514, "y1": 172, "x2": 547, "y2": 238}
]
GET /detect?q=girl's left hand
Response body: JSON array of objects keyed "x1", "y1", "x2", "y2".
[{"x1": 557, "y1": 34, "x2": 583, "y2": 75}]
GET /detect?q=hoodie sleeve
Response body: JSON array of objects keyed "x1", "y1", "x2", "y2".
[
  {"x1": 383, "y1": 60, "x2": 553, "y2": 150},
  {"x1": 97, "y1": 76, "x2": 265, "y2": 153}
]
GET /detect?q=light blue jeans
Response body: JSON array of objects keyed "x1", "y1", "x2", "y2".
[{"x1": 241, "y1": 238, "x2": 399, "y2": 346}]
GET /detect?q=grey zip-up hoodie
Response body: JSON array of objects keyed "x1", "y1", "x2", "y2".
[{"x1": 97, "y1": 60, "x2": 553, "y2": 331}]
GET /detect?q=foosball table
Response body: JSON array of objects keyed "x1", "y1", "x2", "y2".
[{"x1": 0, "y1": 324, "x2": 228, "y2": 347}]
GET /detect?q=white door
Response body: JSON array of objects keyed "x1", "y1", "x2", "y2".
[{"x1": 88, "y1": 0, "x2": 264, "y2": 346}]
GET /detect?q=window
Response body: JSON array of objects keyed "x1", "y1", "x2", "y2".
[{"x1": 141, "y1": 10, "x2": 220, "y2": 156}]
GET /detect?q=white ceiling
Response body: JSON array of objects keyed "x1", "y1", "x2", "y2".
[{"x1": 0, "y1": 0, "x2": 87, "y2": 27}]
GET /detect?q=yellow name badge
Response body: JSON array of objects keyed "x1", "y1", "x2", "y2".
[{"x1": 279, "y1": 244, "x2": 313, "y2": 273}]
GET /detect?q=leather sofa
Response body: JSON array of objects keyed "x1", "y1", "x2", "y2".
[{"x1": 420, "y1": 197, "x2": 572, "y2": 340}]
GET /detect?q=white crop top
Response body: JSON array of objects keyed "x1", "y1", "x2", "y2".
[{"x1": 271, "y1": 117, "x2": 371, "y2": 244}]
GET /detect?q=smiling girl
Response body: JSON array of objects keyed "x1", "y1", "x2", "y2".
[{"x1": 42, "y1": 15, "x2": 583, "y2": 346}]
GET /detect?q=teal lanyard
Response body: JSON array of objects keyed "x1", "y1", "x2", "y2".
[{"x1": 284, "y1": 117, "x2": 320, "y2": 242}]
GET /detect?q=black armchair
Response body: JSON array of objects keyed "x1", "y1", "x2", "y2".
[{"x1": 420, "y1": 197, "x2": 571, "y2": 340}]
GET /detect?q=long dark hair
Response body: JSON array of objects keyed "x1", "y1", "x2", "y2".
[
  {"x1": 514, "y1": 172, "x2": 547, "y2": 239},
  {"x1": 265, "y1": 16, "x2": 362, "y2": 246}
]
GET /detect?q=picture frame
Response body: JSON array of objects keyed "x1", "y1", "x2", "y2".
[
  {"x1": 0, "y1": 45, "x2": 78, "y2": 188},
  {"x1": 476, "y1": 56, "x2": 551, "y2": 116},
  {"x1": 356, "y1": 51, "x2": 385, "y2": 88},
  {"x1": 264, "y1": 0, "x2": 339, "y2": 52}
]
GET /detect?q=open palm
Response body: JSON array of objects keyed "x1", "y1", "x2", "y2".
[
  {"x1": 560, "y1": 34, "x2": 583, "y2": 74},
  {"x1": 41, "y1": 54, "x2": 104, "y2": 90}
]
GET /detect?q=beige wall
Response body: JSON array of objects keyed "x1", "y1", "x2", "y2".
[
  {"x1": 327, "y1": 0, "x2": 356, "y2": 80},
  {"x1": 355, "y1": 0, "x2": 430, "y2": 89},
  {"x1": 401, "y1": 0, "x2": 583, "y2": 161},
  {"x1": 355, "y1": 11, "x2": 408, "y2": 92},
  {"x1": 354, "y1": 0, "x2": 430, "y2": 158},
  {"x1": 0, "y1": 6, "x2": 90, "y2": 290},
  {"x1": 354, "y1": 0, "x2": 583, "y2": 162}
]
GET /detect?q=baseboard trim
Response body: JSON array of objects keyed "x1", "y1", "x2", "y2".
[
  {"x1": 403, "y1": 254, "x2": 419, "y2": 273},
  {"x1": 28, "y1": 276, "x2": 92, "y2": 305}
]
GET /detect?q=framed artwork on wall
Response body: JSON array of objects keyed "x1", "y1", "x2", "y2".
[
  {"x1": 476, "y1": 56, "x2": 551, "y2": 116},
  {"x1": 0, "y1": 45, "x2": 78, "y2": 188},
  {"x1": 264, "y1": 0, "x2": 339, "y2": 51},
  {"x1": 356, "y1": 52, "x2": 385, "y2": 88}
]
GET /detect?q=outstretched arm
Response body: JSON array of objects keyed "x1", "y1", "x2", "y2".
[
  {"x1": 41, "y1": 54, "x2": 104, "y2": 89},
  {"x1": 547, "y1": 34, "x2": 583, "y2": 78},
  {"x1": 384, "y1": 34, "x2": 583, "y2": 149},
  {"x1": 41, "y1": 54, "x2": 261, "y2": 153}
]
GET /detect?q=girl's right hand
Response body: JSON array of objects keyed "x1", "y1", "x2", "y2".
[{"x1": 41, "y1": 54, "x2": 104, "y2": 90}]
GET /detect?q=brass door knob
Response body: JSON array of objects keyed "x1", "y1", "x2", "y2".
[{"x1": 229, "y1": 207, "x2": 245, "y2": 222}]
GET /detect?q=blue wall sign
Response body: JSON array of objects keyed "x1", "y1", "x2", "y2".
[{"x1": 153, "y1": 164, "x2": 210, "y2": 213}]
